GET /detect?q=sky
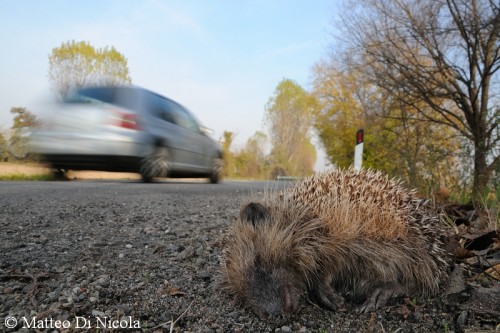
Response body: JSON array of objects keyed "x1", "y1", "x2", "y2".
[{"x1": 0, "y1": 0, "x2": 339, "y2": 170}]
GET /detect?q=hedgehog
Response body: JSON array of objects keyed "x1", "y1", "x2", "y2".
[{"x1": 220, "y1": 167, "x2": 450, "y2": 319}]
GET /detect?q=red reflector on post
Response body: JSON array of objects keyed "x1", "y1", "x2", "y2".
[
  {"x1": 354, "y1": 128, "x2": 364, "y2": 170},
  {"x1": 356, "y1": 129, "x2": 364, "y2": 145}
]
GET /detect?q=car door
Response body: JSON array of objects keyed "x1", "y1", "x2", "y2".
[
  {"x1": 167, "y1": 100, "x2": 213, "y2": 171},
  {"x1": 144, "y1": 94, "x2": 187, "y2": 168}
]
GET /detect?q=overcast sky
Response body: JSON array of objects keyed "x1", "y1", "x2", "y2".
[{"x1": 0, "y1": 0, "x2": 339, "y2": 170}]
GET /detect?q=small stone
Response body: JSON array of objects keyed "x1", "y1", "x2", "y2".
[
  {"x1": 118, "y1": 253, "x2": 125, "y2": 259},
  {"x1": 178, "y1": 246, "x2": 195, "y2": 260},
  {"x1": 195, "y1": 258, "x2": 206, "y2": 266},
  {"x1": 92, "y1": 309, "x2": 106, "y2": 317},
  {"x1": 47, "y1": 291, "x2": 58, "y2": 300},
  {"x1": 125, "y1": 244, "x2": 132, "y2": 249},
  {"x1": 456, "y1": 310, "x2": 468, "y2": 327},
  {"x1": 228, "y1": 311, "x2": 239, "y2": 319},
  {"x1": 306, "y1": 321, "x2": 317, "y2": 329},
  {"x1": 55, "y1": 266, "x2": 66, "y2": 273},
  {"x1": 280, "y1": 326, "x2": 291, "y2": 332},
  {"x1": 195, "y1": 246, "x2": 204, "y2": 256},
  {"x1": 96, "y1": 275, "x2": 109, "y2": 287}
]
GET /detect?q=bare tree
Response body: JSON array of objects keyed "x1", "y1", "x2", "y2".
[{"x1": 338, "y1": 0, "x2": 499, "y2": 198}]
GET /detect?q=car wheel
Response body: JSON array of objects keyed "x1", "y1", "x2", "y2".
[
  {"x1": 52, "y1": 168, "x2": 68, "y2": 181},
  {"x1": 140, "y1": 146, "x2": 170, "y2": 183},
  {"x1": 209, "y1": 157, "x2": 223, "y2": 184}
]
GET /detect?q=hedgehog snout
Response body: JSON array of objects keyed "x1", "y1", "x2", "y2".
[{"x1": 246, "y1": 264, "x2": 298, "y2": 319}]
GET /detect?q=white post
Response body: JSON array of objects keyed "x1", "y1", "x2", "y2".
[{"x1": 354, "y1": 129, "x2": 363, "y2": 170}]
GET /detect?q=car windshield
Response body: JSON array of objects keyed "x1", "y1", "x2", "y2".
[{"x1": 66, "y1": 87, "x2": 145, "y2": 112}]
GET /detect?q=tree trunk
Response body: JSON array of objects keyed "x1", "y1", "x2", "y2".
[{"x1": 473, "y1": 138, "x2": 490, "y2": 201}]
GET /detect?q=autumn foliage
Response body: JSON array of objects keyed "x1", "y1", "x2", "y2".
[{"x1": 48, "y1": 40, "x2": 131, "y2": 100}]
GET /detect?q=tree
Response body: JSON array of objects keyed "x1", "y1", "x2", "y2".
[
  {"x1": 337, "y1": 0, "x2": 499, "y2": 199},
  {"x1": 0, "y1": 131, "x2": 8, "y2": 161},
  {"x1": 312, "y1": 62, "x2": 367, "y2": 169},
  {"x1": 245, "y1": 131, "x2": 268, "y2": 162},
  {"x1": 48, "y1": 40, "x2": 132, "y2": 99},
  {"x1": 265, "y1": 79, "x2": 318, "y2": 176},
  {"x1": 234, "y1": 131, "x2": 268, "y2": 178},
  {"x1": 221, "y1": 131, "x2": 235, "y2": 177},
  {"x1": 9, "y1": 107, "x2": 40, "y2": 159},
  {"x1": 380, "y1": 98, "x2": 463, "y2": 192},
  {"x1": 312, "y1": 60, "x2": 462, "y2": 193}
]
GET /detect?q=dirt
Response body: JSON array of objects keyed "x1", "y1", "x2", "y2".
[
  {"x1": 0, "y1": 162, "x2": 139, "y2": 180},
  {"x1": 0, "y1": 162, "x2": 53, "y2": 177},
  {"x1": 0, "y1": 172, "x2": 499, "y2": 332}
]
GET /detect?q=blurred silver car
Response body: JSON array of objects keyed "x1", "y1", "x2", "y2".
[{"x1": 32, "y1": 86, "x2": 223, "y2": 183}]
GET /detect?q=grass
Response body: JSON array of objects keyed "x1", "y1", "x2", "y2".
[
  {"x1": 0, "y1": 173, "x2": 55, "y2": 181},
  {"x1": 446, "y1": 182, "x2": 500, "y2": 229}
]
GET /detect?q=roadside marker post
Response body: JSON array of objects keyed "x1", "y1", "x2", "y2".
[{"x1": 354, "y1": 129, "x2": 363, "y2": 171}]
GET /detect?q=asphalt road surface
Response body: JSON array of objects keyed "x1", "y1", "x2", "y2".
[
  {"x1": 0, "y1": 179, "x2": 307, "y2": 332},
  {"x1": 0, "y1": 178, "x2": 285, "y2": 199}
]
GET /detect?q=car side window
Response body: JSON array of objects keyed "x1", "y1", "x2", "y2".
[
  {"x1": 150, "y1": 96, "x2": 175, "y2": 124},
  {"x1": 168, "y1": 101, "x2": 201, "y2": 133},
  {"x1": 159, "y1": 100, "x2": 176, "y2": 124}
]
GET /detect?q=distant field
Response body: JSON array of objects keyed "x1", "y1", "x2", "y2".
[{"x1": 0, "y1": 162, "x2": 140, "y2": 180}]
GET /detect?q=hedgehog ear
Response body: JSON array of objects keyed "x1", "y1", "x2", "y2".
[{"x1": 240, "y1": 202, "x2": 270, "y2": 226}]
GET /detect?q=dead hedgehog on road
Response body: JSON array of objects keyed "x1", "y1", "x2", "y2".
[{"x1": 220, "y1": 168, "x2": 450, "y2": 319}]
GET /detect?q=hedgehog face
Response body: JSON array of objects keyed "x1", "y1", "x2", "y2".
[
  {"x1": 244, "y1": 256, "x2": 298, "y2": 319},
  {"x1": 239, "y1": 202, "x2": 300, "y2": 318}
]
